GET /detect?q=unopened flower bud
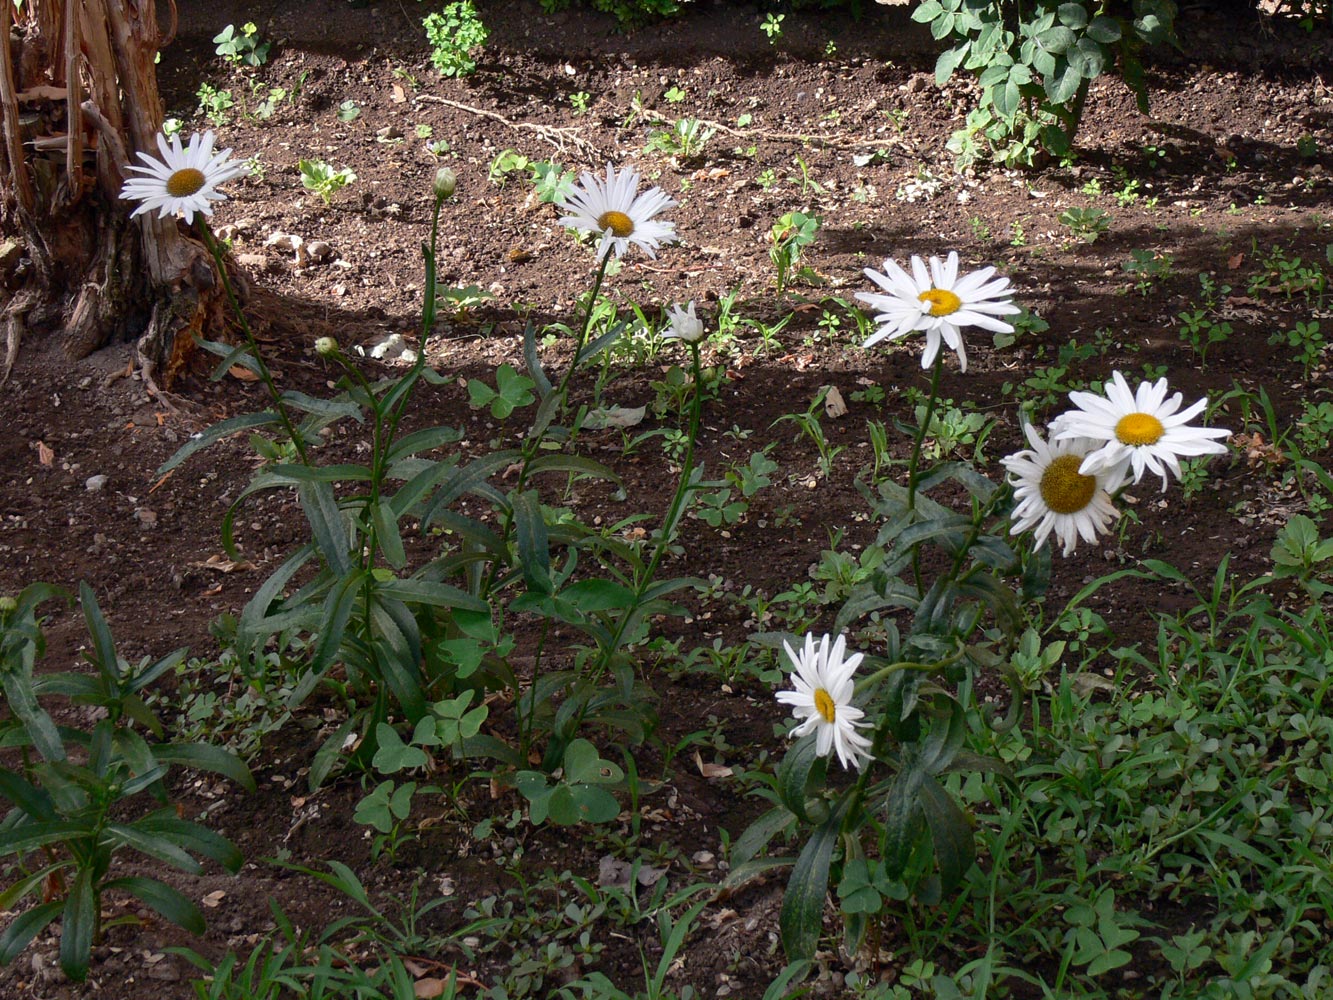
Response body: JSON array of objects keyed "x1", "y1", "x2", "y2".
[
  {"x1": 314, "y1": 336, "x2": 338, "y2": 357},
  {"x1": 663, "y1": 301, "x2": 705, "y2": 344},
  {"x1": 433, "y1": 166, "x2": 457, "y2": 201},
  {"x1": 0, "y1": 596, "x2": 16, "y2": 613}
]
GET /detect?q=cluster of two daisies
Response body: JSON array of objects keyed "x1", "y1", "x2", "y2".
[{"x1": 118, "y1": 134, "x2": 1229, "y2": 772}]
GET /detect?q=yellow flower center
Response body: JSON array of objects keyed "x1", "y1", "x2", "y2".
[
  {"x1": 1115, "y1": 412, "x2": 1165, "y2": 447},
  {"x1": 814, "y1": 688, "x2": 837, "y2": 724},
  {"x1": 597, "y1": 210, "x2": 635, "y2": 238},
  {"x1": 918, "y1": 288, "x2": 962, "y2": 317},
  {"x1": 1039, "y1": 454, "x2": 1097, "y2": 515},
  {"x1": 166, "y1": 168, "x2": 207, "y2": 198}
]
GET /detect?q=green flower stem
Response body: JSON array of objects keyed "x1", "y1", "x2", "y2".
[
  {"x1": 479, "y1": 251, "x2": 613, "y2": 602},
  {"x1": 946, "y1": 481, "x2": 1014, "y2": 582},
  {"x1": 595, "y1": 340, "x2": 704, "y2": 675},
  {"x1": 852, "y1": 648, "x2": 964, "y2": 695},
  {"x1": 905, "y1": 351, "x2": 945, "y2": 592},
  {"x1": 552, "y1": 251, "x2": 613, "y2": 408},
  {"x1": 199, "y1": 220, "x2": 309, "y2": 466},
  {"x1": 840, "y1": 641, "x2": 965, "y2": 831},
  {"x1": 906, "y1": 351, "x2": 945, "y2": 515}
]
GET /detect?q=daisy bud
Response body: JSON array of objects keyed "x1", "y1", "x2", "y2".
[
  {"x1": 314, "y1": 336, "x2": 339, "y2": 358},
  {"x1": 0, "y1": 596, "x2": 15, "y2": 613},
  {"x1": 433, "y1": 166, "x2": 457, "y2": 201},
  {"x1": 663, "y1": 302, "x2": 705, "y2": 344}
]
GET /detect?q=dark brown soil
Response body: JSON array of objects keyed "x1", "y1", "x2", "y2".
[{"x1": 2, "y1": 0, "x2": 1332, "y2": 996}]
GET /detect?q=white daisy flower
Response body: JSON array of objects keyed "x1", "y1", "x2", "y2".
[
  {"x1": 775, "y1": 633, "x2": 873, "y2": 772},
  {"x1": 1053, "y1": 371, "x2": 1230, "y2": 490},
  {"x1": 557, "y1": 164, "x2": 677, "y2": 261},
  {"x1": 1002, "y1": 423, "x2": 1123, "y2": 557},
  {"x1": 662, "y1": 301, "x2": 704, "y2": 344},
  {"x1": 119, "y1": 130, "x2": 248, "y2": 224},
  {"x1": 856, "y1": 251, "x2": 1019, "y2": 372}
]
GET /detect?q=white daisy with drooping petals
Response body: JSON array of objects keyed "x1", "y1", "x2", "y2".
[
  {"x1": 1002, "y1": 423, "x2": 1123, "y2": 557},
  {"x1": 776, "y1": 633, "x2": 873, "y2": 772},
  {"x1": 856, "y1": 251, "x2": 1019, "y2": 372},
  {"x1": 557, "y1": 164, "x2": 677, "y2": 261},
  {"x1": 662, "y1": 301, "x2": 704, "y2": 344},
  {"x1": 1053, "y1": 371, "x2": 1230, "y2": 490},
  {"x1": 119, "y1": 130, "x2": 248, "y2": 224}
]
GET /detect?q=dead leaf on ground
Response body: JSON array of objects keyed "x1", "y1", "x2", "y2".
[
  {"x1": 202, "y1": 890, "x2": 226, "y2": 908},
  {"x1": 694, "y1": 749, "x2": 733, "y2": 779},
  {"x1": 391, "y1": 84, "x2": 406, "y2": 103},
  {"x1": 823, "y1": 385, "x2": 848, "y2": 419},
  {"x1": 191, "y1": 554, "x2": 257, "y2": 574},
  {"x1": 37, "y1": 441, "x2": 54, "y2": 466},
  {"x1": 228, "y1": 365, "x2": 261, "y2": 382}
]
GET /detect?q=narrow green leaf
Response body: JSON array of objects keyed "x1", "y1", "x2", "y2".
[
  {"x1": 106, "y1": 823, "x2": 202, "y2": 873},
  {"x1": 372, "y1": 500, "x2": 407, "y2": 569},
  {"x1": 299, "y1": 481, "x2": 353, "y2": 574},
  {"x1": 1, "y1": 673, "x2": 64, "y2": 763},
  {"x1": 730, "y1": 806, "x2": 796, "y2": 870},
  {"x1": 512, "y1": 490, "x2": 552, "y2": 595},
  {"x1": 779, "y1": 814, "x2": 839, "y2": 961},
  {"x1": 156, "y1": 411, "x2": 282, "y2": 476},
  {"x1": 278, "y1": 390, "x2": 364, "y2": 423},
  {"x1": 308, "y1": 569, "x2": 364, "y2": 680},
  {"x1": 919, "y1": 775, "x2": 975, "y2": 892},
  {"x1": 0, "y1": 900, "x2": 62, "y2": 967},
  {"x1": 131, "y1": 814, "x2": 243, "y2": 872},
  {"x1": 376, "y1": 577, "x2": 487, "y2": 612},
  {"x1": 77, "y1": 582, "x2": 118, "y2": 684},
  {"x1": 59, "y1": 867, "x2": 95, "y2": 981},
  {"x1": 152, "y1": 743, "x2": 256, "y2": 792},
  {"x1": 777, "y1": 736, "x2": 829, "y2": 825},
  {"x1": 386, "y1": 424, "x2": 463, "y2": 466},
  {"x1": 1, "y1": 821, "x2": 89, "y2": 858},
  {"x1": 264, "y1": 463, "x2": 374, "y2": 484},
  {"x1": 522, "y1": 320, "x2": 553, "y2": 396},
  {"x1": 103, "y1": 877, "x2": 205, "y2": 935}
]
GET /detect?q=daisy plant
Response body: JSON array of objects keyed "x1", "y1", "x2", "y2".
[
  {"x1": 551, "y1": 163, "x2": 677, "y2": 405},
  {"x1": 741, "y1": 253, "x2": 1231, "y2": 963},
  {"x1": 122, "y1": 128, "x2": 309, "y2": 466}
]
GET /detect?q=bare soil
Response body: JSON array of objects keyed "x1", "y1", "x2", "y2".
[{"x1": 2, "y1": 0, "x2": 1333, "y2": 996}]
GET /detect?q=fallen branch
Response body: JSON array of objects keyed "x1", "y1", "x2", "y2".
[{"x1": 414, "y1": 95, "x2": 603, "y2": 159}]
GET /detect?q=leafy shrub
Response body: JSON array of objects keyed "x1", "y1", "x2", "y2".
[
  {"x1": 423, "y1": 1, "x2": 489, "y2": 77},
  {"x1": 918, "y1": 0, "x2": 1176, "y2": 166},
  {"x1": 0, "y1": 583, "x2": 251, "y2": 981}
]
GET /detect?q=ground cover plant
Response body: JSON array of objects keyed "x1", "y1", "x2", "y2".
[{"x1": 2, "y1": 1, "x2": 1333, "y2": 998}]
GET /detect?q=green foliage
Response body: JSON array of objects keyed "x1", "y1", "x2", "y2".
[
  {"x1": 488, "y1": 149, "x2": 577, "y2": 202},
  {"x1": 468, "y1": 363, "x2": 536, "y2": 419},
  {"x1": 196, "y1": 82, "x2": 234, "y2": 126},
  {"x1": 0, "y1": 584, "x2": 250, "y2": 982},
  {"x1": 1058, "y1": 205, "x2": 1111, "y2": 242},
  {"x1": 537, "y1": 0, "x2": 684, "y2": 26},
  {"x1": 770, "y1": 211, "x2": 822, "y2": 296},
  {"x1": 299, "y1": 158, "x2": 357, "y2": 205},
  {"x1": 644, "y1": 118, "x2": 715, "y2": 160},
  {"x1": 423, "y1": 1, "x2": 489, "y2": 77},
  {"x1": 918, "y1": 0, "x2": 1177, "y2": 166},
  {"x1": 213, "y1": 22, "x2": 270, "y2": 67},
  {"x1": 516, "y1": 738, "x2": 624, "y2": 825}
]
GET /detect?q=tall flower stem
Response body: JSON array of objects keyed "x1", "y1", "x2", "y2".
[
  {"x1": 906, "y1": 352, "x2": 945, "y2": 515},
  {"x1": 199, "y1": 220, "x2": 309, "y2": 465},
  {"x1": 596, "y1": 340, "x2": 704, "y2": 676},
  {"x1": 553, "y1": 252, "x2": 612, "y2": 409}
]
